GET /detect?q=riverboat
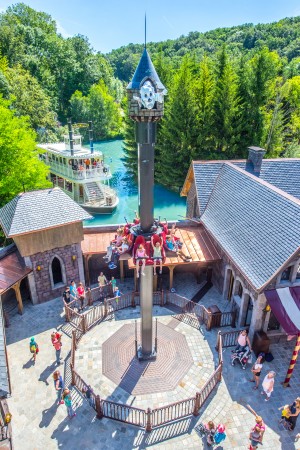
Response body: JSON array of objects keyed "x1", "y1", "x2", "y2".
[{"x1": 38, "y1": 134, "x2": 119, "y2": 214}]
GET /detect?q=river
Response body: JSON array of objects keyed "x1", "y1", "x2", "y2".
[{"x1": 84, "y1": 140, "x2": 186, "y2": 226}]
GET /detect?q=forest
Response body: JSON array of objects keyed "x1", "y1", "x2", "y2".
[{"x1": 0, "y1": 3, "x2": 300, "y2": 201}]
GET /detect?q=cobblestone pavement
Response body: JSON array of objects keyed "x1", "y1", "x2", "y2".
[{"x1": 5, "y1": 274, "x2": 300, "y2": 449}]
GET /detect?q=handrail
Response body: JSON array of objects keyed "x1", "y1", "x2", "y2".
[{"x1": 69, "y1": 291, "x2": 223, "y2": 430}]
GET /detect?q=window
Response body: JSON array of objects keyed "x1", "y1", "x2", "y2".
[
  {"x1": 52, "y1": 257, "x2": 63, "y2": 285},
  {"x1": 280, "y1": 266, "x2": 292, "y2": 283},
  {"x1": 267, "y1": 311, "x2": 280, "y2": 331},
  {"x1": 238, "y1": 282, "x2": 243, "y2": 298},
  {"x1": 296, "y1": 265, "x2": 300, "y2": 280}
]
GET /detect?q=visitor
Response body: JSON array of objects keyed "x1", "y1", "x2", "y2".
[
  {"x1": 287, "y1": 397, "x2": 300, "y2": 430},
  {"x1": 63, "y1": 286, "x2": 71, "y2": 304},
  {"x1": 82, "y1": 385, "x2": 93, "y2": 406},
  {"x1": 114, "y1": 286, "x2": 121, "y2": 304},
  {"x1": 249, "y1": 354, "x2": 264, "y2": 389},
  {"x1": 98, "y1": 272, "x2": 107, "y2": 288},
  {"x1": 253, "y1": 416, "x2": 265, "y2": 442},
  {"x1": 278, "y1": 404, "x2": 292, "y2": 429},
  {"x1": 51, "y1": 331, "x2": 62, "y2": 345},
  {"x1": 53, "y1": 370, "x2": 64, "y2": 405},
  {"x1": 85, "y1": 158, "x2": 91, "y2": 169},
  {"x1": 114, "y1": 228, "x2": 124, "y2": 247},
  {"x1": 112, "y1": 237, "x2": 129, "y2": 265},
  {"x1": 214, "y1": 424, "x2": 226, "y2": 445},
  {"x1": 52, "y1": 333, "x2": 63, "y2": 365},
  {"x1": 166, "y1": 236, "x2": 191, "y2": 261},
  {"x1": 29, "y1": 337, "x2": 39, "y2": 362},
  {"x1": 261, "y1": 371, "x2": 275, "y2": 401},
  {"x1": 62, "y1": 389, "x2": 76, "y2": 418},
  {"x1": 249, "y1": 424, "x2": 262, "y2": 450},
  {"x1": 109, "y1": 276, "x2": 117, "y2": 296},
  {"x1": 135, "y1": 243, "x2": 148, "y2": 278},
  {"x1": 235, "y1": 329, "x2": 252, "y2": 352},
  {"x1": 69, "y1": 280, "x2": 77, "y2": 300},
  {"x1": 76, "y1": 282, "x2": 85, "y2": 311},
  {"x1": 205, "y1": 421, "x2": 216, "y2": 446},
  {"x1": 151, "y1": 236, "x2": 163, "y2": 275}
]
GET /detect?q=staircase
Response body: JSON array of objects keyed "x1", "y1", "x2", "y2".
[{"x1": 84, "y1": 182, "x2": 104, "y2": 201}]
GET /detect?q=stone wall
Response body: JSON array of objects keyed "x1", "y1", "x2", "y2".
[{"x1": 29, "y1": 244, "x2": 81, "y2": 303}]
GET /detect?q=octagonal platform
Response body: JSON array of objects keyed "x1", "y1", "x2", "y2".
[
  {"x1": 102, "y1": 322, "x2": 193, "y2": 395},
  {"x1": 75, "y1": 306, "x2": 215, "y2": 409}
]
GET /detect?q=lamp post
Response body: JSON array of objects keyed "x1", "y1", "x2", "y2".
[{"x1": 127, "y1": 48, "x2": 166, "y2": 359}]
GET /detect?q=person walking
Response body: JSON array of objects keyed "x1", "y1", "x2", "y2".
[
  {"x1": 249, "y1": 424, "x2": 262, "y2": 450},
  {"x1": 53, "y1": 370, "x2": 64, "y2": 405},
  {"x1": 249, "y1": 354, "x2": 264, "y2": 389},
  {"x1": 235, "y1": 329, "x2": 252, "y2": 352},
  {"x1": 62, "y1": 389, "x2": 76, "y2": 418},
  {"x1": 287, "y1": 397, "x2": 300, "y2": 430},
  {"x1": 29, "y1": 337, "x2": 39, "y2": 362},
  {"x1": 52, "y1": 335, "x2": 62, "y2": 365},
  {"x1": 261, "y1": 371, "x2": 275, "y2": 401}
]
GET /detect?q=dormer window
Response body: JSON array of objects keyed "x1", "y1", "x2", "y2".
[{"x1": 280, "y1": 266, "x2": 292, "y2": 283}]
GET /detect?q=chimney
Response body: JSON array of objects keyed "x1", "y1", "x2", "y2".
[{"x1": 247, "y1": 146, "x2": 266, "y2": 175}]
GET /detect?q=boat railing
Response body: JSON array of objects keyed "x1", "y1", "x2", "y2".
[{"x1": 48, "y1": 161, "x2": 111, "y2": 181}]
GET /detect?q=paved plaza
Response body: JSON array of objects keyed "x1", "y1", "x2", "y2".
[{"x1": 4, "y1": 274, "x2": 300, "y2": 449}]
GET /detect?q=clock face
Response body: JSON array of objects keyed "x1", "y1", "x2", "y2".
[{"x1": 140, "y1": 80, "x2": 156, "y2": 109}]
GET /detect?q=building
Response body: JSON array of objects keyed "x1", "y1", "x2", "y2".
[
  {"x1": 0, "y1": 188, "x2": 91, "y2": 306},
  {"x1": 181, "y1": 147, "x2": 300, "y2": 340}
]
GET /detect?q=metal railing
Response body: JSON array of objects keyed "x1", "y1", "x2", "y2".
[
  {"x1": 48, "y1": 160, "x2": 111, "y2": 181},
  {"x1": 69, "y1": 292, "x2": 224, "y2": 431}
]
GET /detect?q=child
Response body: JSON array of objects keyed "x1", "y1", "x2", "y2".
[
  {"x1": 29, "y1": 337, "x2": 39, "y2": 362},
  {"x1": 114, "y1": 286, "x2": 121, "y2": 303},
  {"x1": 151, "y1": 236, "x2": 163, "y2": 275},
  {"x1": 51, "y1": 331, "x2": 62, "y2": 345},
  {"x1": 214, "y1": 424, "x2": 226, "y2": 444},
  {"x1": 249, "y1": 425, "x2": 262, "y2": 450},
  {"x1": 166, "y1": 236, "x2": 191, "y2": 261},
  {"x1": 110, "y1": 276, "x2": 117, "y2": 291},
  {"x1": 135, "y1": 244, "x2": 148, "y2": 278},
  {"x1": 62, "y1": 388, "x2": 76, "y2": 418},
  {"x1": 278, "y1": 404, "x2": 291, "y2": 429},
  {"x1": 53, "y1": 370, "x2": 64, "y2": 405}
]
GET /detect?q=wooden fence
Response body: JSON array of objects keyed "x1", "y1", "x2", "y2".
[
  {"x1": 69, "y1": 293, "x2": 224, "y2": 431},
  {"x1": 216, "y1": 328, "x2": 248, "y2": 350}
]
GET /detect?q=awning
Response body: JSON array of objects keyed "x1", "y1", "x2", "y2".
[{"x1": 265, "y1": 287, "x2": 300, "y2": 335}]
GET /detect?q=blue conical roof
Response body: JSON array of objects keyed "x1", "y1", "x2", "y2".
[{"x1": 127, "y1": 48, "x2": 165, "y2": 90}]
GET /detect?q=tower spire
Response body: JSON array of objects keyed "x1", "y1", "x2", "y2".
[{"x1": 144, "y1": 13, "x2": 147, "y2": 48}]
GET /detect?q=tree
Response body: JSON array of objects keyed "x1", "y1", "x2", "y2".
[
  {"x1": 0, "y1": 97, "x2": 50, "y2": 206},
  {"x1": 212, "y1": 46, "x2": 240, "y2": 157},
  {"x1": 156, "y1": 56, "x2": 198, "y2": 189}
]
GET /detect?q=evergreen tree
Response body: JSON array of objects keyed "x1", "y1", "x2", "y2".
[
  {"x1": 156, "y1": 56, "x2": 198, "y2": 189},
  {"x1": 212, "y1": 46, "x2": 239, "y2": 157}
]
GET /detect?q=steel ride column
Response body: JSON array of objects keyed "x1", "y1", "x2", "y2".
[
  {"x1": 136, "y1": 122, "x2": 156, "y2": 233},
  {"x1": 127, "y1": 47, "x2": 166, "y2": 359}
]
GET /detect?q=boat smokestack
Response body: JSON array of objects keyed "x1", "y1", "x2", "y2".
[
  {"x1": 88, "y1": 121, "x2": 94, "y2": 154},
  {"x1": 68, "y1": 118, "x2": 74, "y2": 156}
]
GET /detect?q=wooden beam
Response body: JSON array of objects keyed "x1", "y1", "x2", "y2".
[
  {"x1": 120, "y1": 259, "x2": 124, "y2": 282},
  {"x1": 12, "y1": 281, "x2": 23, "y2": 315},
  {"x1": 83, "y1": 255, "x2": 91, "y2": 287},
  {"x1": 169, "y1": 266, "x2": 175, "y2": 289}
]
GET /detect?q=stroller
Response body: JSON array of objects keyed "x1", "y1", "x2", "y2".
[{"x1": 231, "y1": 345, "x2": 252, "y2": 369}]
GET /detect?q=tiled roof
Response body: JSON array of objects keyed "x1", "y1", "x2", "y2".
[
  {"x1": 259, "y1": 160, "x2": 300, "y2": 200},
  {"x1": 127, "y1": 48, "x2": 165, "y2": 90},
  {"x1": 201, "y1": 163, "x2": 300, "y2": 290},
  {"x1": 193, "y1": 158, "x2": 300, "y2": 214},
  {"x1": 0, "y1": 244, "x2": 32, "y2": 294},
  {"x1": 0, "y1": 188, "x2": 92, "y2": 237}
]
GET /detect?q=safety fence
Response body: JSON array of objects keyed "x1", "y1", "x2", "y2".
[
  {"x1": 216, "y1": 328, "x2": 248, "y2": 350},
  {"x1": 69, "y1": 293, "x2": 224, "y2": 431}
]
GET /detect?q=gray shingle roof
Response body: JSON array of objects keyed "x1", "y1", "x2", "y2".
[
  {"x1": 127, "y1": 48, "x2": 165, "y2": 90},
  {"x1": 201, "y1": 163, "x2": 300, "y2": 290},
  {"x1": 0, "y1": 188, "x2": 92, "y2": 237},
  {"x1": 193, "y1": 158, "x2": 300, "y2": 215}
]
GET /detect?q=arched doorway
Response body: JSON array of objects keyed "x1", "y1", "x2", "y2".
[
  {"x1": 224, "y1": 268, "x2": 234, "y2": 301},
  {"x1": 51, "y1": 257, "x2": 63, "y2": 286},
  {"x1": 244, "y1": 294, "x2": 253, "y2": 327}
]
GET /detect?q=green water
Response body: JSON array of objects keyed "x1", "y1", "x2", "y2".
[{"x1": 84, "y1": 140, "x2": 186, "y2": 226}]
